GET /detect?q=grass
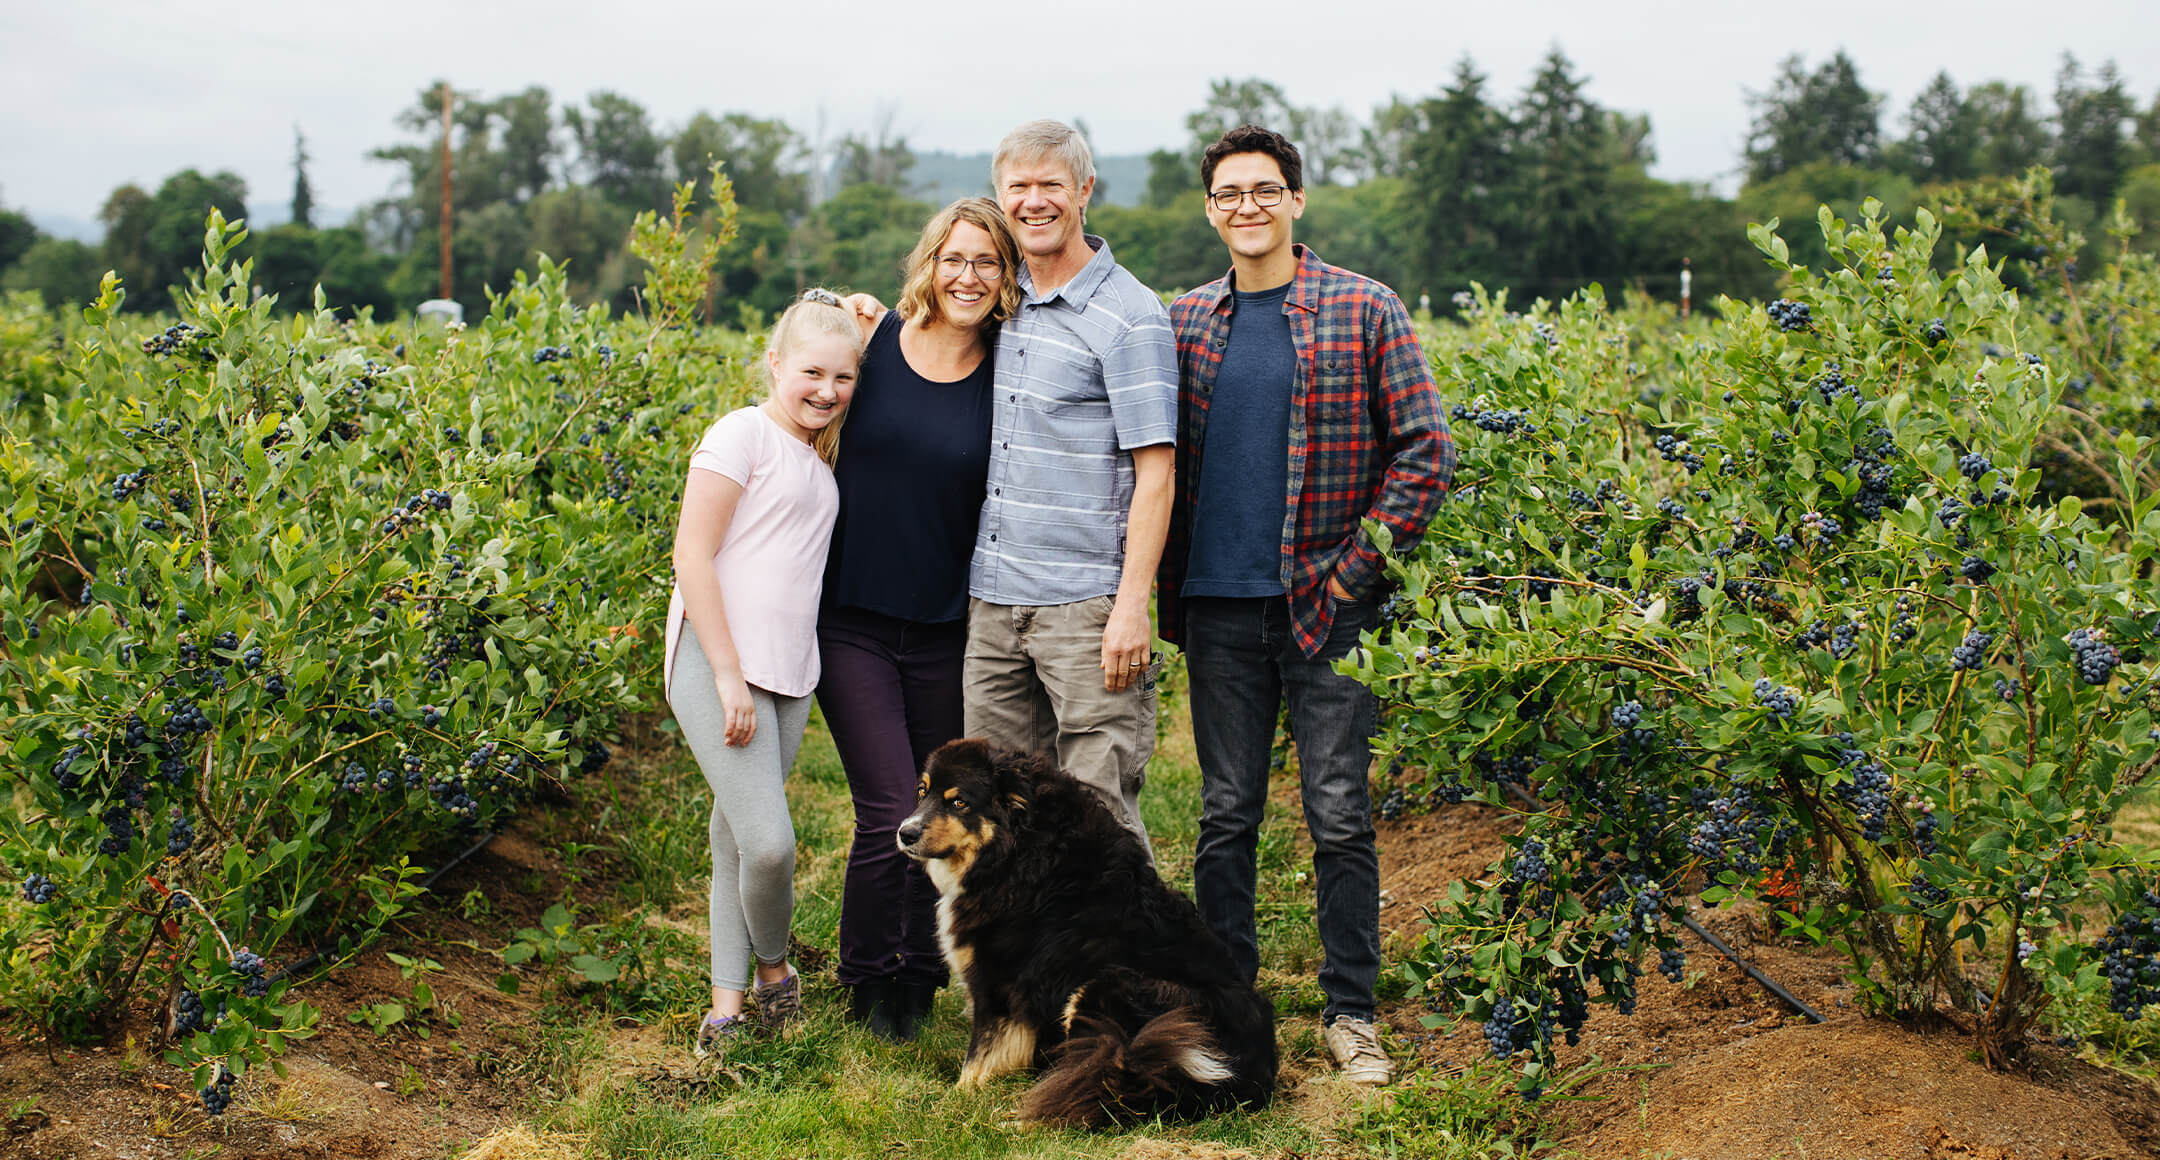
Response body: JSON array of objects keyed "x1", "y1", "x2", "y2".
[{"x1": 498, "y1": 676, "x2": 1543, "y2": 1160}]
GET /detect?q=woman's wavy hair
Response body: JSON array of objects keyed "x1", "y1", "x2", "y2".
[
  {"x1": 765, "y1": 288, "x2": 863, "y2": 465},
  {"x1": 894, "y1": 198, "x2": 1023, "y2": 332}
]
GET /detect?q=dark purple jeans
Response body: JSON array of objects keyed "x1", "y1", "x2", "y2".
[{"x1": 815, "y1": 606, "x2": 964, "y2": 987}]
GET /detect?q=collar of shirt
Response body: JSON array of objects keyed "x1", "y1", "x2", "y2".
[
  {"x1": 1201, "y1": 243, "x2": 1327, "y2": 318},
  {"x1": 1017, "y1": 234, "x2": 1119, "y2": 309}
]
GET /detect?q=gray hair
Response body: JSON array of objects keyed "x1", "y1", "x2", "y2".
[{"x1": 991, "y1": 119, "x2": 1095, "y2": 190}]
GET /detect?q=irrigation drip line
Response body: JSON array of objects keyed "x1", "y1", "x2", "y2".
[
  {"x1": 264, "y1": 828, "x2": 501, "y2": 986},
  {"x1": 1677, "y1": 911, "x2": 1825, "y2": 1023},
  {"x1": 1493, "y1": 778, "x2": 1823, "y2": 1024}
]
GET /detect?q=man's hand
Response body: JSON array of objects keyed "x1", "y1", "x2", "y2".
[
  {"x1": 1100, "y1": 598, "x2": 1153, "y2": 692},
  {"x1": 1326, "y1": 575, "x2": 1355, "y2": 602}
]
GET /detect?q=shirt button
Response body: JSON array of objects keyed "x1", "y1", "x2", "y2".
[
  {"x1": 994, "y1": 488, "x2": 1001, "y2": 496},
  {"x1": 990, "y1": 535, "x2": 997, "y2": 542}
]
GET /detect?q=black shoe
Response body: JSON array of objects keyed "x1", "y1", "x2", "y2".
[
  {"x1": 895, "y1": 982, "x2": 939, "y2": 1032},
  {"x1": 848, "y1": 980, "x2": 907, "y2": 1043}
]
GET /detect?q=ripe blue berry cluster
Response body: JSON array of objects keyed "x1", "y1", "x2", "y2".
[
  {"x1": 98, "y1": 805, "x2": 135, "y2": 854},
  {"x1": 20, "y1": 873, "x2": 58, "y2": 903},
  {"x1": 1611, "y1": 701, "x2": 1643, "y2": 731},
  {"x1": 1483, "y1": 995, "x2": 1534, "y2": 1058},
  {"x1": 1753, "y1": 678, "x2": 1799, "y2": 721},
  {"x1": 1949, "y1": 629, "x2": 1993, "y2": 672},
  {"x1": 1961, "y1": 555, "x2": 1997, "y2": 583},
  {"x1": 1831, "y1": 735, "x2": 1894, "y2": 842},
  {"x1": 1923, "y1": 317, "x2": 1949, "y2": 345},
  {"x1": 530, "y1": 345, "x2": 574, "y2": 364},
  {"x1": 1767, "y1": 299, "x2": 1811, "y2": 331},
  {"x1": 1812, "y1": 363, "x2": 1860, "y2": 404},
  {"x1": 1798, "y1": 510, "x2": 1841, "y2": 547},
  {"x1": 1889, "y1": 597, "x2": 1917, "y2": 643},
  {"x1": 2066, "y1": 629, "x2": 2119, "y2": 686},
  {"x1": 1906, "y1": 874, "x2": 1950, "y2": 906},
  {"x1": 231, "y1": 948, "x2": 270, "y2": 998},
  {"x1": 2095, "y1": 890, "x2": 2160, "y2": 1018},
  {"x1": 1686, "y1": 786, "x2": 1783, "y2": 873},
  {"x1": 1377, "y1": 786, "x2": 1408, "y2": 821},
  {"x1": 1657, "y1": 947, "x2": 1687, "y2": 983},
  {"x1": 1509, "y1": 839, "x2": 1552, "y2": 885},
  {"x1": 141, "y1": 322, "x2": 206, "y2": 357},
  {"x1": 1653, "y1": 434, "x2": 1704, "y2": 473},
  {"x1": 1959, "y1": 452, "x2": 1993, "y2": 481},
  {"x1": 166, "y1": 812, "x2": 194, "y2": 857},
  {"x1": 379, "y1": 488, "x2": 453, "y2": 535},
  {"x1": 1795, "y1": 620, "x2": 1858, "y2": 659},
  {"x1": 110, "y1": 469, "x2": 151, "y2": 502},
  {"x1": 200, "y1": 1067, "x2": 235, "y2": 1115},
  {"x1": 172, "y1": 989, "x2": 207, "y2": 1036},
  {"x1": 1451, "y1": 403, "x2": 1533, "y2": 435}
]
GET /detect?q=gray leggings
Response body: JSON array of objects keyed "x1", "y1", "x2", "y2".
[{"x1": 667, "y1": 622, "x2": 813, "y2": 991}]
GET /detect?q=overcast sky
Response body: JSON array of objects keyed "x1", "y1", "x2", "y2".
[{"x1": 6, "y1": 0, "x2": 2156, "y2": 233}]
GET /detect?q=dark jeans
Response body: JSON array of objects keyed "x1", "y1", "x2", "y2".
[
  {"x1": 1186, "y1": 594, "x2": 1380, "y2": 1024},
  {"x1": 816, "y1": 607, "x2": 964, "y2": 987}
]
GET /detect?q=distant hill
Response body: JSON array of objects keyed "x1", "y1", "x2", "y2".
[
  {"x1": 901, "y1": 151, "x2": 1153, "y2": 208},
  {"x1": 28, "y1": 206, "x2": 352, "y2": 244}
]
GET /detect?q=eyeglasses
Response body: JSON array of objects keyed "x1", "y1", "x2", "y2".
[
  {"x1": 799, "y1": 288, "x2": 842, "y2": 306},
  {"x1": 935, "y1": 255, "x2": 1005, "y2": 282},
  {"x1": 1209, "y1": 185, "x2": 1289, "y2": 212}
]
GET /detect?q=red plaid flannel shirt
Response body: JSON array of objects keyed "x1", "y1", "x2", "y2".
[{"x1": 1158, "y1": 245, "x2": 1456, "y2": 657}]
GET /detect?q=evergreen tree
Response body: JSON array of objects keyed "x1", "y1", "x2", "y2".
[
  {"x1": 1745, "y1": 51, "x2": 1883, "y2": 183},
  {"x1": 1897, "y1": 72, "x2": 1978, "y2": 184},
  {"x1": 2052, "y1": 55, "x2": 2135, "y2": 202},
  {"x1": 1506, "y1": 48, "x2": 1620, "y2": 295},
  {"x1": 290, "y1": 126, "x2": 315, "y2": 229},
  {"x1": 1404, "y1": 57, "x2": 1513, "y2": 300},
  {"x1": 1964, "y1": 82, "x2": 2052, "y2": 176}
]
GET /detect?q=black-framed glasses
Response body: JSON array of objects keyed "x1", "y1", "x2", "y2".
[
  {"x1": 1209, "y1": 185, "x2": 1288, "y2": 212},
  {"x1": 935, "y1": 255, "x2": 1005, "y2": 282}
]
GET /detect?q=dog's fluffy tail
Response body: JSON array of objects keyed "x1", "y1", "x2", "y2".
[{"x1": 1020, "y1": 1008, "x2": 1236, "y2": 1128}]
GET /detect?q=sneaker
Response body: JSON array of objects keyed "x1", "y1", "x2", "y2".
[
  {"x1": 693, "y1": 1012, "x2": 747, "y2": 1058},
  {"x1": 752, "y1": 968, "x2": 802, "y2": 1029},
  {"x1": 1323, "y1": 1016, "x2": 1393, "y2": 1086}
]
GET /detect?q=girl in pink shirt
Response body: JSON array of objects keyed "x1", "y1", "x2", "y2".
[{"x1": 666, "y1": 290, "x2": 861, "y2": 1056}]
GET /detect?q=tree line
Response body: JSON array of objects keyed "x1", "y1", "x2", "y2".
[{"x1": 4, "y1": 50, "x2": 2158, "y2": 320}]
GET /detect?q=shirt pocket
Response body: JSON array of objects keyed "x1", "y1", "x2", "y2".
[{"x1": 1309, "y1": 351, "x2": 1370, "y2": 422}]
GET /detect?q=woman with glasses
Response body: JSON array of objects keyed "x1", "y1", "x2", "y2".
[{"x1": 815, "y1": 198, "x2": 1022, "y2": 1040}]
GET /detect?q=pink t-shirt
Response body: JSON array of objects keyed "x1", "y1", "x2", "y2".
[{"x1": 664, "y1": 406, "x2": 838, "y2": 699}]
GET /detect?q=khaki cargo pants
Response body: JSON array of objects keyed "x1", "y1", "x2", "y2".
[{"x1": 963, "y1": 595, "x2": 1158, "y2": 850}]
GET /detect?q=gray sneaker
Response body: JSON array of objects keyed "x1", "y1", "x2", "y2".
[
  {"x1": 693, "y1": 1012, "x2": 747, "y2": 1058},
  {"x1": 1323, "y1": 1016, "x2": 1393, "y2": 1086},
  {"x1": 752, "y1": 968, "x2": 802, "y2": 1029}
]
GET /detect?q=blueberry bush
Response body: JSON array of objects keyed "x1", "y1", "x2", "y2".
[
  {"x1": 1353, "y1": 192, "x2": 2159, "y2": 1094},
  {"x1": 1, "y1": 172, "x2": 754, "y2": 1107}
]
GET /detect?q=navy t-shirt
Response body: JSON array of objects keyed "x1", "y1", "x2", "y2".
[
  {"x1": 1184, "y1": 282, "x2": 1294, "y2": 598},
  {"x1": 822, "y1": 311, "x2": 994, "y2": 623}
]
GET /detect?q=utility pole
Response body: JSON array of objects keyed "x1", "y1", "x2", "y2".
[{"x1": 439, "y1": 81, "x2": 454, "y2": 302}]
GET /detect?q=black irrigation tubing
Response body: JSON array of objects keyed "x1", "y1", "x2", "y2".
[
  {"x1": 1677, "y1": 911, "x2": 1825, "y2": 1023},
  {"x1": 264, "y1": 828, "x2": 501, "y2": 986},
  {"x1": 1493, "y1": 778, "x2": 1824, "y2": 1024}
]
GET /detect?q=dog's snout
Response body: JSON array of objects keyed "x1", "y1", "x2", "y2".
[{"x1": 896, "y1": 813, "x2": 925, "y2": 849}]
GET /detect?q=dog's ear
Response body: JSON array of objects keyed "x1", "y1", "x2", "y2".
[{"x1": 991, "y1": 746, "x2": 1049, "y2": 813}]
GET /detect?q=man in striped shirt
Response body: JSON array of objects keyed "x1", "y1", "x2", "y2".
[
  {"x1": 964, "y1": 120, "x2": 1177, "y2": 846},
  {"x1": 1159, "y1": 125, "x2": 1456, "y2": 1086}
]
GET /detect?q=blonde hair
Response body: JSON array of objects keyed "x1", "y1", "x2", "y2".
[
  {"x1": 991, "y1": 119, "x2": 1095, "y2": 191},
  {"x1": 765, "y1": 289, "x2": 863, "y2": 465},
  {"x1": 895, "y1": 198, "x2": 1023, "y2": 332}
]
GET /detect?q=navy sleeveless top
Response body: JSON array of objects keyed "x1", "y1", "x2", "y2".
[{"x1": 821, "y1": 311, "x2": 995, "y2": 623}]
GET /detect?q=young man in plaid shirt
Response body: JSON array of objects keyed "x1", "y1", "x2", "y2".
[{"x1": 1158, "y1": 124, "x2": 1456, "y2": 1086}]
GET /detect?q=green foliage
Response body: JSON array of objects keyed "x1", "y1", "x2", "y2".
[
  {"x1": 0, "y1": 198, "x2": 757, "y2": 1108},
  {"x1": 1353, "y1": 195, "x2": 2160, "y2": 1094}
]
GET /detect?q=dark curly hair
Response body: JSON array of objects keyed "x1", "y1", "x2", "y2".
[{"x1": 1200, "y1": 124, "x2": 1304, "y2": 195}]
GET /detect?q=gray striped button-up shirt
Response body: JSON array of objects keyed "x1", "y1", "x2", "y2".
[{"x1": 969, "y1": 235, "x2": 1177, "y2": 606}]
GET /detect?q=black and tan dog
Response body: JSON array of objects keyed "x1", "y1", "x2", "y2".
[{"x1": 895, "y1": 738, "x2": 1277, "y2": 1127}]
